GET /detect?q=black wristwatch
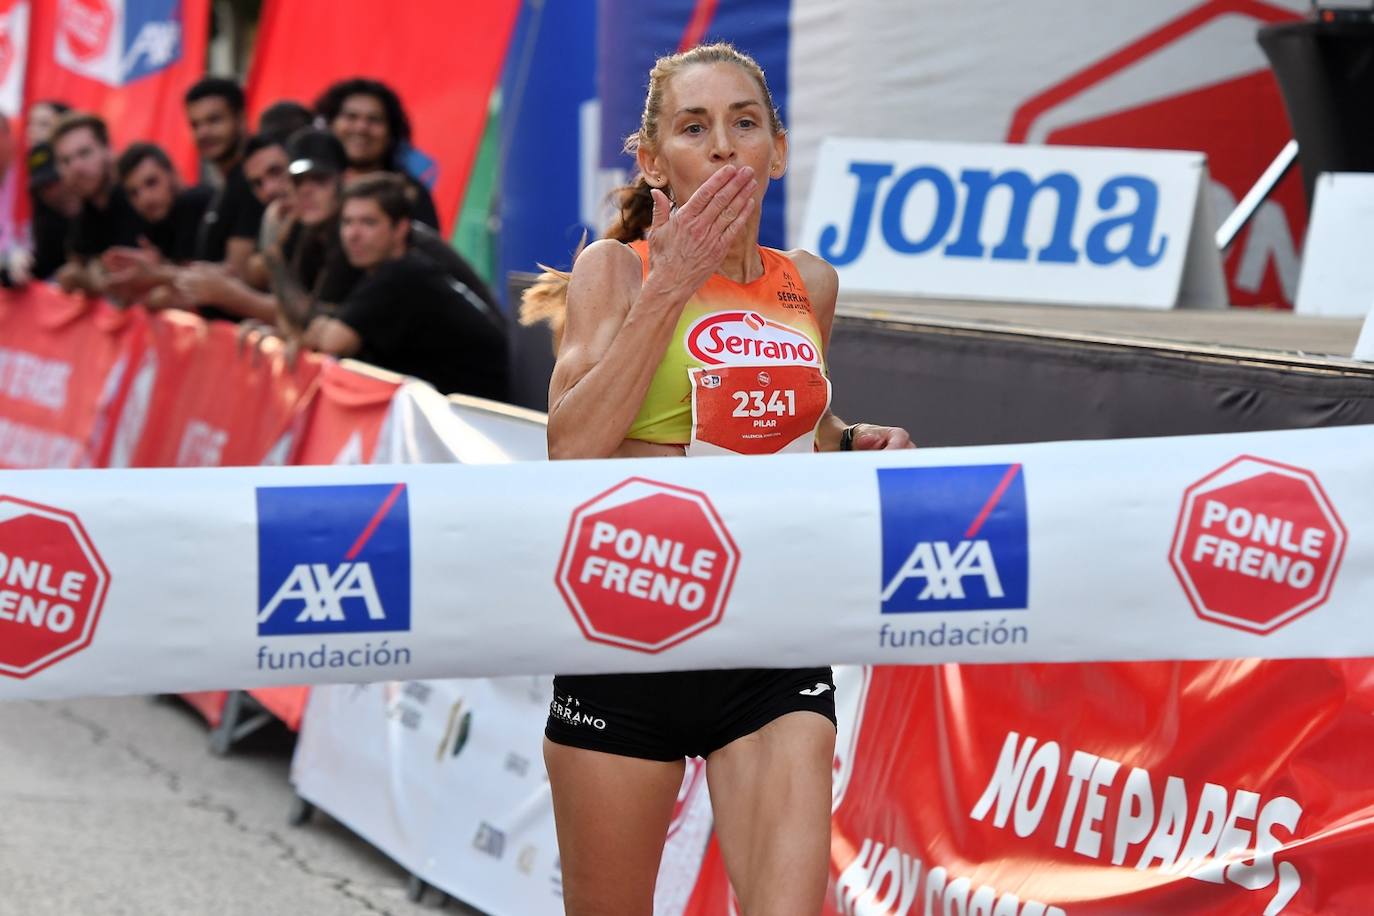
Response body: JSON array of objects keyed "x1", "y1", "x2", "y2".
[{"x1": 839, "y1": 424, "x2": 859, "y2": 451}]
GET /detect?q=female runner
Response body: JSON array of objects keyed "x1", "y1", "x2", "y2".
[{"x1": 532, "y1": 42, "x2": 913, "y2": 916}]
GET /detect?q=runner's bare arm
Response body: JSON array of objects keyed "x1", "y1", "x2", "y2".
[
  {"x1": 792, "y1": 249, "x2": 913, "y2": 451},
  {"x1": 547, "y1": 166, "x2": 759, "y2": 459}
]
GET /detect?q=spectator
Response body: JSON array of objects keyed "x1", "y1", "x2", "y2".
[
  {"x1": 25, "y1": 100, "x2": 69, "y2": 149},
  {"x1": 51, "y1": 112, "x2": 141, "y2": 295},
  {"x1": 184, "y1": 77, "x2": 262, "y2": 283},
  {"x1": 27, "y1": 142, "x2": 80, "y2": 280},
  {"x1": 170, "y1": 132, "x2": 294, "y2": 322},
  {"x1": 243, "y1": 131, "x2": 294, "y2": 248},
  {"x1": 96, "y1": 144, "x2": 213, "y2": 307},
  {"x1": 299, "y1": 173, "x2": 508, "y2": 400},
  {"x1": 115, "y1": 143, "x2": 211, "y2": 263},
  {"x1": 270, "y1": 127, "x2": 360, "y2": 319},
  {"x1": 257, "y1": 100, "x2": 314, "y2": 138},
  {"x1": 313, "y1": 78, "x2": 440, "y2": 229}
]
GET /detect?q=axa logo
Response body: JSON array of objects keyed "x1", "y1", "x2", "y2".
[
  {"x1": 819, "y1": 163, "x2": 1165, "y2": 270},
  {"x1": 685, "y1": 311, "x2": 821, "y2": 367},
  {"x1": 256, "y1": 483, "x2": 410, "y2": 636},
  {"x1": 879, "y1": 464, "x2": 1029, "y2": 613},
  {"x1": 56, "y1": 0, "x2": 184, "y2": 88}
]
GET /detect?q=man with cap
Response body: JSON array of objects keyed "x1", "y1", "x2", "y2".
[
  {"x1": 264, "y1": 128, "x2": 362, "y2": 331},
  {"x1": 26, "y1": 141, "x2": 80, "y2": 281}
]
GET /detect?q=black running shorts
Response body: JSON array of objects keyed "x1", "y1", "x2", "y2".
[{"x1": 544, "y1": 667, "x2": 837, "y2": 761}]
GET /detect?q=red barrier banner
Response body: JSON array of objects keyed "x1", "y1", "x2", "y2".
[
  {"x1": 244, "y1": 0, "x2": 520, "y2": 233},
  {"x1": 287, "y1": 360, "x2": 400, "y2": 466},
  {"x1": 107, "y1": 315, "x2": 322, "y2": 468},
  {"x1": 23, "y1": 0, "x2": 210, "y2": 184},
  {"x1": 817, "y1": 661, "x2": 1373, "y2": 916},
  {"x1": 0, "y1": 283, "x2": 145, "y2": 468}
]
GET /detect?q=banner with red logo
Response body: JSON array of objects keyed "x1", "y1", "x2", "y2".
[
  {"x1": 0, "y1": 283, "x2": 145, "y2": 469},
  {"x1": 24, "y1": 0, "x2": 210, "y2": 182},
  {"x1": 822, "y1": 660, "x2": 1374, "y2": 915},
  {"x1": 680, "y1": 661, "x2": 1374, "y2": 915},
  {"x1": 244, "y1": 0, "x2": 520, "y2": 235}
]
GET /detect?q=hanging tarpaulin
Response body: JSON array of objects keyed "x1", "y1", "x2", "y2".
[{"x1": 245, "y1": 0, "x2": 521, "y2": 235}]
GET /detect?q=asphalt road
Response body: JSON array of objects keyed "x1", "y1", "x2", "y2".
[{"x1": 0, "y1": 694, "x2": 485, "y2": 916}]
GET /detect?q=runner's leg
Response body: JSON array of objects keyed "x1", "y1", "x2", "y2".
[
  {"x1": 705, "y1": 711, "x2": 835, "y2": 916},
  {"x1": 544, "y1": 738, "x2": 685, "y2": 916}
]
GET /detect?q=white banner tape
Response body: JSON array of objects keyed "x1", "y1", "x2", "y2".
[{"x1": 1, "y1": 424, "x2": 1370, "y2": 699}]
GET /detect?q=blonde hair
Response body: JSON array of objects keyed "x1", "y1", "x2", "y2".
[{"x1": 520, "y1": 42, "x2": 783, "y2": 352}]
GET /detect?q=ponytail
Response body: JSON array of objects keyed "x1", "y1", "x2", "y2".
[{"x1": 605, "y1": 175, "x2": 656, "y2": 244}]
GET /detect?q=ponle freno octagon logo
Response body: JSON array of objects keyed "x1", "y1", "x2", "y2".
[
  {"x1": 557, "y1": 478, "x2": 739, "y2": 653},
  {"x1": 1170, "y1": 456, "x2": 1346, "y2": 635},
  {"x1": 0, "y1": 496, "x2": 110, "y2": 679}
]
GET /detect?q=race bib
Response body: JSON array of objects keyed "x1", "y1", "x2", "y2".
[{"x1": 687, "y1": 365, "x2": 830, "y2": 456}]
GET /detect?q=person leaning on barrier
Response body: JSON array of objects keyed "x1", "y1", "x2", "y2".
[
  {"x1": 526, "y1": 42, "x2": 912, "y2": 916},
  {"x1": 290, "y1": 173, "x2": 509, "y2": 401},
  {"x1": 166, "y1": 131, "x2": 298, "y2": 323},
  {"x1": 96, "y1": 143, "x2": 213, "y2": 306},
  {"x1": 184, "y1": 77, "x2": 264, "y2": 318},
  {"x1": 263, "y1": 127, "x2": 360, "y2": 332},
  {"x1": 51, "y1": 112, "x2": 142, "y2": 297}
]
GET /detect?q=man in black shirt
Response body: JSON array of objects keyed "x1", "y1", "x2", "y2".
[
  {"x1": 184, "y1": 78, "x2": 263, "y2": 283},
  {"x1": 299, "y1": 173, "x2": 508, "y2": 400},
  {"x1": 51, "y1": 113, "x2": 142, "y2": 295},
  {"x1": 116, "y1": 143, "x2": 211, "y2": 263},
  {"x1": 96, "y1": 143, "x2": 212, "y2": 306}
]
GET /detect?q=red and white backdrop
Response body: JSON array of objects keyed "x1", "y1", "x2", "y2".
[{"x1": 779, "y1": 0, "x2": 1306, "y2": 309}]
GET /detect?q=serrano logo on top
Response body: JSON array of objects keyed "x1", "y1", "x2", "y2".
[
  {"x1": 256, "y1": 483, "x2": 411, "y2": 637},
  {"x1": 685, "y1": 311, "x2": 822, "y2": 367},
  {"x1": 879, "y1": 464, "x2": 1028, "y2": 613}
]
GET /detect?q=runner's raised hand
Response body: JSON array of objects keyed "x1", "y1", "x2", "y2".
[{"x1": 644, "y1": 164, "x2": 757, "y2": 295}]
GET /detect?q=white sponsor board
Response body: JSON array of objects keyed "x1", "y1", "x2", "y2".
[
  {"x1": 0, "y1": 424, "x2": 1371, "y2": 700},
  {"x1": 783, "y1": 0, "x2": 1306, "y2": 307},
  {"x1": 799, "y1": 138, "x2": 1226, "y2": 309},
  {"x1": 1295, "y1": 173, "x2": 1374, "y2": 318},
  {"x1": 293, "y1": 677, "x2": 568, "y2": 916}
]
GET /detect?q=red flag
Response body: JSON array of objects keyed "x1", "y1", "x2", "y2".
[
  {"x1": 245, "y1": 0, "x2": 520, "y2": 235},
  {"x1": 23, "y1": 0, "x2": 210, "y2": 184}
]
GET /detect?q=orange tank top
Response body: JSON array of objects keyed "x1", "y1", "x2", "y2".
[{"x1": 623, "y1": 240, "x2": 832, "y2": 455}]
